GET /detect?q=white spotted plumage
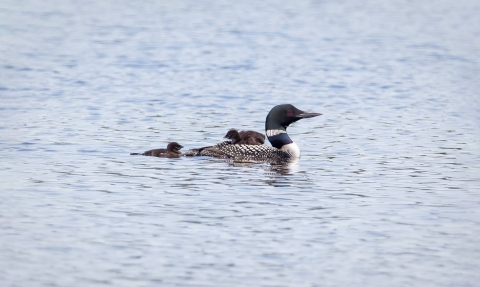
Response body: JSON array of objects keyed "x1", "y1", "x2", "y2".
[{"x1": 186, "y1": 141, "x2": 294, "y2": 163}]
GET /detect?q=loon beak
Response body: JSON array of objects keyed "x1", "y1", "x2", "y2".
[{"x1": 297, "y1": 111, "x2": 322, "y2": 118}]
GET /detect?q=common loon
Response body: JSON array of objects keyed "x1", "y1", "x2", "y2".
[
  {"x1": 131, "y1": 142, "x2": 183, "y2": 157},
  {"x1": 184, "y1": 104, "x2": 321, "y2": 163},
  {"x1": 224, "y1": 129, "x2": 265, "y2": 145}
]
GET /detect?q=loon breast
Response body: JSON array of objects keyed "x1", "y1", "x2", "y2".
[{"x1": 280, "y1": 142, "x2": 300, "y2": 159}]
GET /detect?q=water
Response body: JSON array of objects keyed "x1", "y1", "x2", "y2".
[{"x1": 1, "y1": 0, "x2": 480, "y2": 286}]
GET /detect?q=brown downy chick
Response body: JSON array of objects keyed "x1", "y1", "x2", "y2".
[
  {"x1": 224, "y1": 129, "x2": 265, "y2": 145},
  {"x1": 131, "y1": 142, "x2": 183, "y2": 157}
]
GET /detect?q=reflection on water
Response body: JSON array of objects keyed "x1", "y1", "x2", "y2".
[{"x1": 1, "y1": 0, "x2": 480, "y2": 286}]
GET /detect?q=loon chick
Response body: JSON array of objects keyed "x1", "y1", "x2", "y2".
[
  {"x1": 185, "y1": 104, "x2": 321, "y2": 162},
  {"x1": 131, "y1": 142, "x2": 183, "y2": 157},
  {"x1": 224, "y1": 129, "x2": 265, "y2": 145}
]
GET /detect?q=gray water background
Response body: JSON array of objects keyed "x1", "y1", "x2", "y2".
[{"x1": 1, "y1": 0, "x2": 480, "y2": 286}]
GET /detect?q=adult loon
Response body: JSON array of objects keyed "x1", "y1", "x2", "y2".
[
  {"x1": 131, "y1": 142, "x2": 183, "y2": 157},
  {"x1": 224, "y1": 129, "x2": 265, "y2": 145},
  {"x1": 184, "y1": 104, "x2": 321, "y2": 163}
]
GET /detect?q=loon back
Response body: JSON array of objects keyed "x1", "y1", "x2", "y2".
[{"x1": 184, "y1": 141, "x2": 293, "y2": 163}]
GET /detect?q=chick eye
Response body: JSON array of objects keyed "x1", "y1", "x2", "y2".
[{"x1": 287, "y1": 110, "x2": 293, "y2": 116}]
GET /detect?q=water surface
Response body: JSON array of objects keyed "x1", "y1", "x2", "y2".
[{"x1": 1, "y1": 0, "x2": 480, "y2": 286}]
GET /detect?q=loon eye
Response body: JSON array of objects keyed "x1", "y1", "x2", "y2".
[{"x1": 287, "y1": 110, "x2": 293, "y2": 116}]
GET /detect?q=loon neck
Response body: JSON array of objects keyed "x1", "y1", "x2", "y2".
[
  {"x1": 266, "y1": 129, "x2": 293, "y2": 149},
  {"x1": 266, "y1": 130, "x2": 301, "y2": 159}
]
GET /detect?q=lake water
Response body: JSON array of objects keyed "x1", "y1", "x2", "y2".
[{"x1": 1, "y1": 0, "x2": 480, "y2": 286}]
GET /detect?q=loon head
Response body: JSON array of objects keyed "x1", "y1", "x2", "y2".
[
  {"x1": 265, "y1": 104, "x2": 321, "y2": 131},
  {"x1": 224, "y1": 129, "x2": 241, "y2": 143},
  {"x1": 265, "y1": 104, "x2": 321, "y2": 153},
  {"x1": 167, "y1": 142, "x2": 183, "y2": 152}
]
